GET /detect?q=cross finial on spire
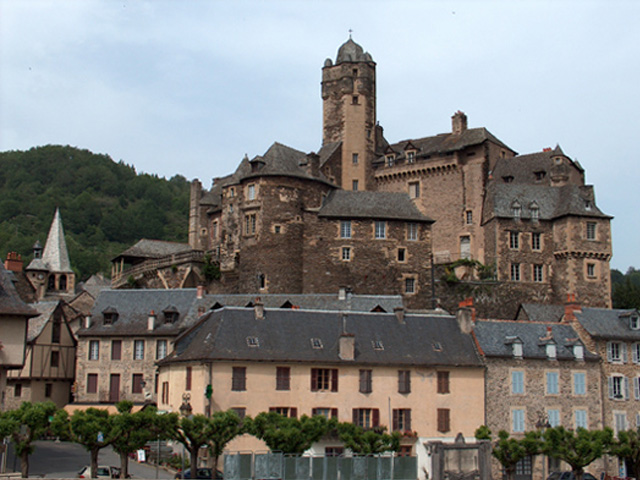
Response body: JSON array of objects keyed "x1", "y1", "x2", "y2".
[{"x1": 348, "y1": 29, "x2": 353, "y2": 39}]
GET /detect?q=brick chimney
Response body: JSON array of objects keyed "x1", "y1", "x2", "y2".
[
  {"x1": 197, "y1": 285, "x2": 205, "y2": 299},
  {"x1": 564, "y1": 293, "x2": 581, "y2": 322},
  {"x1": 4, "y1": 252, "x2": 23, "y2": 272},
  {"x1": 254, "y1": 297, "x2": 264, "y2": 320},
  {"x1": 148, "y1": 310, "x2": 157, "y2": 331},
  {"x1": 339, "y1": 333, "x2": 355, "y2": 361},
  {"x1": 452, "y1": 111, "x2": 468, "y2": 135},
  {"x1": 456, "y1": 297, "x2": 475, "y2": 334}
]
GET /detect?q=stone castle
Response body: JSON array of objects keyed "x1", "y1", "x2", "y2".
[{"x1": 113, "y1": 38, "x2": 612, "y2": 315}]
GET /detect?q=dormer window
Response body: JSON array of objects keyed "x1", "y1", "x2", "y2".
[
  {"x1": 511, "y1": 200, "x2": 522, "y2": 220},
  {"x1": 406, "y1": 151, "x2": 416, "y2": 164},
  {"x1": 246, "y1": 336, "x2": 259, "y2": 347},
  {"x1": 503, "y1": 176, "x2": 514, "y2": 183},
  {"x1": 573, "y1": 344, "x2": 584, "y2": 360},
  {"x1": 529, "y1": 202, "x2": 539, "y2": 221},
  {"x1": 585, "y1": 201, "x2": 592, "y2": 211},
  {"x1": 311, "y1": 338, "x2": 323, "y2": 349},
  {"x1": 506, "y1": 336, "x2": 523, "y2": 358},
  {"x1": 631, "y1": 315, "x2": 639, "y2": 330},
  {"x1": 102, "y1": 307, "x2": 119, "y2": 325},
  {"x1": 386, "y1": 154, "x2": 395, "y2": 167},
  {"x1": 546, "y1": 343, "x2": 557, "y2": 360},
  {"x1": 534, "y1": 171, "x2": 546, "y2": 181},
  {"x1": 372, "y1": 340, "x2": 384, "y2": 351},
  {"x1": 163, "y1": 306, "x2": 179, "y2": 324}
]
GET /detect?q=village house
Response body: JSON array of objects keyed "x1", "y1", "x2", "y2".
[{"x1": 156, "y1": 304, "x2": 486, "y2": 480}]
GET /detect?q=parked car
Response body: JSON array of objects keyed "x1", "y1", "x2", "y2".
[
  {"x1": 174, "y1": 468, "x2": 223, "y2": 479},
  {"x1": 77, "y1": 466, "x2": 117, "y2": 479},
  {"x1": 547, "y1": 472, "x2": 597, "y2": 480}
]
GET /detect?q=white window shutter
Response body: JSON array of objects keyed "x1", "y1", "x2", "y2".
[
  {"x1": 623, "y1": 344, "x2": 628, "y2": 363},
  {"x1": 609, "y1": 376, "x2": 614, "y2": 399},
  {"x1": 635, "y1": 377, "x2": 640, "y2": 400},
  {"x1": 607, "y1": 343, "x2": 613, "y2": 362},
  {"x1": 625, "y1": 377, "x2": 630, "y2": 400}
]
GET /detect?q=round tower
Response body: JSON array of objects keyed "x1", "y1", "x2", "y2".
[{"x1": 322, "y1": 38, "x2": 376, "y2": 191}]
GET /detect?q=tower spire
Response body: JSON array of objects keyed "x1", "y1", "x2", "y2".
[{"x1": 42, "y1": 208, "x2": 73, "y2": 273}]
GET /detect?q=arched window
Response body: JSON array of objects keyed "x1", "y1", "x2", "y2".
[{"x1": 47, "y1": 275, "x2": 56, "y2": 291}]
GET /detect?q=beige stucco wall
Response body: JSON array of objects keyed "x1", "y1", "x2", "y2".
[{"x1": 0, "y1": 316, "x2": 28, "y2": 368}]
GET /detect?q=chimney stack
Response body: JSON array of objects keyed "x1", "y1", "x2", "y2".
[
  {"x1": 4, "y1": 252, "x2": 23, "y2": 272},
  {"x1": 564, "y1": 293, "x2": 581, "y2": 322},
  {"x1": 85, "y1": 316, "x2": 92, "y2": 329},
  {"x1": 339, "y1": 333, "x2": 355, "y2": 361},
  {"x1": 338, "y1": 287, "x2": 347, "y2": 301},
  {"x1": 148, "y1": 310, "x2": 157, "y2": 330},
  {"x1": 197, "y1": 285, "x2": 205, "y2": 299},
  {"x1": 394, "y1": 307, "x2": 405, "y2": 324},
  {"x1": 254, "y1": 298, "x2": 264, "y2": 320},
  {"x1": 452, "y1": 111, "x2": 468, "y2": 135}
]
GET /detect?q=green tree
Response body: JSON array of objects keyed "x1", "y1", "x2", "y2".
[
  {"x1": 249, "y1": 412, "x2": 333, "y2": 454},
  {"x1": 608, "y1": 429, "x2": 640, "y2": 480},
  {"x1": 491, "y1": 430, "x2": 542, "y2": 480},
  {"x1": 0, "y1": 401, "x2": 58, "y2": 478},
  {"x1": 336, "y1": 423, "x2": 401, "y2": 455},
  {"x1": 206, "y1": 410, "x2": 245, "y2": 470},
  {"x1": 474, "y1": 425, "x2": 492, "y2": 441},
  {"x1": 52, "y1": 407, "x2": 115, "y2": 478},
  {"x1": 542, "y1": 427, "x2": 613, "y2": 480},
  {"x1": 173, "y1": 414, "x2": 212, "y2": 475}
]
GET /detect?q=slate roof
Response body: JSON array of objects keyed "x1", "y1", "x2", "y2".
[
  {"x1": 575, "y1": 307, "x2": 640, "y2": 341},
  {"x1": 78, "y1": 289, "x2": 201, "y2": 337},
  {"x1": 492, "y1": 146, "x2": 584, "y2": 184},
  {"x1": 483, "y1": 183, "x2": 611, "y2": 223},
  {"x1": 516, "y1": 304, "x2": 565, "y2": 323},
  {"x1": 474, "y1": 320, "x2": 598, "y2": 361},
  {"x1": 27, "y1": 301, "x2": 59, "y2": 342},
  {"x1": 319, "y1": 190, "x2": 434, "y2": 223},
  {"x1": 162, "y1": 307, "x2": 483, "y2": 367},
  {"x1": 113, "y1": 239, "x2": 194, "y2": 262},
  {"x1": 0, "y1": 264, "x2": 38, "y2": 317},
  {"x1": 202, "y1": 293, "x2": 404, "y2": 313},
  {"x1": 335, "y1": 38, "x2": 374, "y2": 64},
  {"x1": 77, "y1": 274, "x2": 111, "y2": 299},
  {"x1": 373, "y1": 127, "x2": 513, "y2": 165},
  {"x1": 26, "y1": 208, "x2": 73, "y2": 273}
]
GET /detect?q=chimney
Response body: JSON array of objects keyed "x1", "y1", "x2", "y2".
[
  {"x1": 338, "y1": 287, "x2": 347, "y2": 301},
  {"x1": 564, "y1": 293, "x2": 581, "y2": 322},
  {"x1": 85, "y1": 316, "x2": 92, "y2": 329},
  {"x1": 394, "y1": 307, "x2": 405, "y2": 324},
  {"x1": 456, "y1": 307, "x2": 473, "y2": 334},
  {"x1": 339, "y1": 333, "x2": 355, "y2": 361},
  {"x1": 452, "y1": 111, "x2": 468, "y2": 135},
  {"x1": 148, "y1": 310, "x2": 157, "y2": 331},
  {"x1": 458, "y1": 297, "x2": 476, "y2": 322},
  {"x1": 4, "y1": 252, "x2": 23, "y2": 272},
  {"x1": 254, "y1": 297, "x2": 264, "y2": 320},
  {"x1": 197, "y1": 285, "x2": 205, "y2": 299},
  {"x1": 303, "y1": 152, "x2": 320, "y2": 176}
]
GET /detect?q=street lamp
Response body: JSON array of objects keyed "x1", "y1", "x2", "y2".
[
  {"x1": 536, "y1": 411, "x2": 552, "y2": 480},
  {"x1": 179, "y1": 393, "x2": 192, "y2": 480}
]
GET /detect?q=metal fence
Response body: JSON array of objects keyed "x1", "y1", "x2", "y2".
[{"x1": 224, "y1": 452, "x2": 417, "y2": 480}]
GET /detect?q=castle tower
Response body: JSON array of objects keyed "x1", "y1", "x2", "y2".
[
  {"x1": 25, "y1": 208, "x2": 75, "y2": 299},
  {"x1": 322, "y1": 37, "x2": 377, "y2": 191}
]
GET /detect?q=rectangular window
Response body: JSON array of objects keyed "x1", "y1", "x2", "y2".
[
  {"x1": 133, "y1": 340, "x2": 144, "y2": 360},
  {"x1": 531, "y1": 232, "x2": 541, "y2": 251},
  {"x1": 574, "y1": 372, "x2": 586, "y2": 395},
  {"x1": 245, "y1": 214, "x2": 256, "y2": 235},
  {"x1": 212, "y1": 221, "x2": 218, "y2": 240},
  {"x1": 14, "y1": 383, "x2": 22, "y2": 397},
  {"x1": 111, "y1": 340, "x2": 122, "y2": 361},
  {"x1": 45, "y1": 383, "x2": 52, "y2": 398},
  {"x1": 510, "y1": 231, "x2": 520, "y2": 249},
  {"x1": 407, "y1": 151, "x2": 416, "y2": 163},
  {"x1": 375, "y1": 221, "x2": 386, "y2": 239},
  {"x1": 546, "y1": 371, "x2": 559, "y2": 395},
  {"x1": 269, "y1": 407, "x2": 297, "y2": 418},
  {"x1": 161, "y1": 381, "x2": 169, "y2": 404},
  {"x1": 231, "y1": 407, "x2": 246, "y2": 419},
  {"x1": 340, "y1": 220, "x2": 352, "y2": 239},
  {"x1": 609, "y1": 376, "x2": 628, "y2": 400},
  {"x1": 232, "y1": 367, "x2": 247, "y2": 391},
  {"x1": 533, "y1": 264, "x2": 544, "y2": 282},
  {"x1": 512, "y1": 408, "x2": 525, "y2": 433},
  {"x1": 352, "y1": 153, "x2": 359, "y2": 164},
  {"x1": 511, "y1": 371, "x2": 524, "y2": 394},
  {"x1": 247, "y1": 184, "x2": 256, "y2": 200},
  {"x1": 51, "y1": 318, "x2": 61, "y2": 343},
  {"x1": 404, "y1": 278, "x2": 415, "y2": 294},
  {"x1": 341, "y1": 247, "x2": 351, "y2": 261},
  {"x1": 156, "y1": 340, "x2": 167, "y2": 360},
  {"x1": 89, "y1": 340, "x2": 99, "y2": 360},
  {"x1": 397, "y1": 248, "x2": 406, "y2": 262},
  {"x1": 276, "y1": 367, "x2": 290, "y2": 391},
  {"x1": 587, "y1": 263, "x2": 596, "y2": 278},
  {"x1": 353, "y1": 408, "x2": 379, "y2": 429},
  {"x1": 398, "y1": 370, "x2": 411, "y2": 394},
  {"x1": 575, "y1": 409, "x2": 588, "y2": 429},
  {"x1": 608, "y1": 342, "x2": 626, "y2": 363},
  {"x1": 393, "y1": 409, "x2": 412, "y2": 432},
  {"x1": 437, "y1": 371, "x2": 450, "y2": 394},
  {"x1": 352, "y1": 180, "x2": 359, "y2": 191},
  {"x1": 359, "y1": 369, "x2": 372, "y2": 393},
  {"x1": 615, "y1": 412, "x2": 628, "y2": 435},
  {"x1": 186, "y1": 366, "x2": 192, "y2": 391},
  {"x1": 132, "y1": 374, "x2": 144, "y2": 394},
  {"x1": 386, "y1": 155, "x2": 395, "y2": 167},
  {"x1": 87, "y1": 374, "x2": 98, "y2": 394},
  {"x1": 466, "y1": 210, "x2": 473, "y2": 225},
  {"x1": 409, "y1": 181, "x2": 419, "y2": 199},
  {"x1": 407, "y1": 223, "x2": 418, "y2": 241},
  {"x1": 437, "y1": 408, "x2": 450, "y2": 433},
  {"x1": 586, "y1": 222, "x2": 596, "y2": 240},
  {"x1": 311, "y1": 368, "x2": 338, "y2": 392},
  {"x1": 547, "y1": 409, "x2": 560, "y2": 427},
  {"x1": 50, "y1": 351, "x2": 59, "y2": 368},
  {"x1": 510, "y1": 263, "x2": 521, "y2": 281},
  {"x1": 312, "y1": 408, "x2": 338, "y2": 419}
]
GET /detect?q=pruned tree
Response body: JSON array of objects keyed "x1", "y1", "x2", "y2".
[
  {"x1": 492, "y1": 430, "x2": 542, "y2": 480},
  {"x1": 337, "y1": 423, "x2": 401, "y2": 455},
  {"x1": 0, "y1": 401, "x2": 58, "y2": 478},
  {"x1": 609, "y1": 428, "x2": 640, "y2": 480},
  {"x1": 207, "y1": 410, "x2": 245, "y2": 470},
  {"x1": 543, "y1": 427, "x2": 613, "y2": 480},
  {"x1": 173, "y1": 414, "x2": 213, "y2": 475},
  {"x1": 249, "y1": 412, "x2": 333, "y2": 454}
]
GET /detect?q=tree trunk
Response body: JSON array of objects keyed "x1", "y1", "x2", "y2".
[
  {"x1": 506, "y1": 466, "x2": 516, "y2": 480},
  {"x1": 573, "y1": 467, "x2": 584, "y2": 480},
  {"x1": 190, "y1": 445, "x2": 199, "y2": 478},
  {"x1": 119, "y1": 451, "x2": 129, "y2": 479},
  {"x1": 91, "y1": 448, "x2": 100, "y2": 479},
  {"x1": 20, "y1": 449, "x2": 29, "y2": 478}
]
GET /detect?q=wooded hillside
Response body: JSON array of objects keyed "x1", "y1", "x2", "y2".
[{"x1": 0, "y1": 145, "x2": 190, "y2": 280}]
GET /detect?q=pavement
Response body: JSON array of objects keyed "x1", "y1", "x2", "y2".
[{"x1": 2, "y1": 440, "x2": 175, "y2": 479}]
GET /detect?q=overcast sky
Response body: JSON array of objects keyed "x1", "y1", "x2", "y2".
[{"x1": 1, "y1": 0, "x2": 638, "y2": 272}]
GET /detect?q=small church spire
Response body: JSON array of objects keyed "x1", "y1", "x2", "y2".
[{"x1": 42, "y1": 208, "x2": 73, "y2": 273}]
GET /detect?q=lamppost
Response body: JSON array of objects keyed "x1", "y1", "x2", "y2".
[
  {"x1": 536, "y1": 411, "x2": 552, "y2": 480},
  {"x1": 179, "y1": 393, "x2": 192, "y2": 480}
]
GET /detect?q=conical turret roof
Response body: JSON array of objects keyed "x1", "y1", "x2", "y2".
[{"x1": 41, "y1": 208, "x2": 73, "y2": 273}]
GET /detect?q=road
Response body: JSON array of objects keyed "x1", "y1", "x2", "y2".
[{"x1": 3, "y1": 440, "x2": 175, "y2": 479}]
